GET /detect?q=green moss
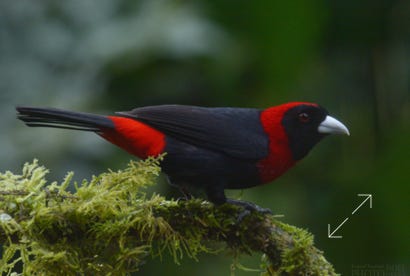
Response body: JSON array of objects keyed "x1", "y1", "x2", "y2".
[{"x1": 0, "y1": 158, "x2": 338, "y2": 275}]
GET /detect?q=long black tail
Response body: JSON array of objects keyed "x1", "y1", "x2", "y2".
[{"x1": 16, "y1": 106, "x2": 115, "y2": 132}]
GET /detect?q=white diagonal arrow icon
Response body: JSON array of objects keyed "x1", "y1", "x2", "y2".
[
  {"x1": 328, "y1": 194, "x2": 373, "y2": 239},
  {"x1": 328, "y1": 217, "x2": 349, "y2": 238},
  {"x1": 352, "y1": 194, "x2": 372, "y2": 215}
]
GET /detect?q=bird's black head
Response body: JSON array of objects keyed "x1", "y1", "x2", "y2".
[{"x1": 282, "y1": 104, "x2": 349, "y2": 160}]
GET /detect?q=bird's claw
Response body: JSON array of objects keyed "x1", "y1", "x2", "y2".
[
  {"x1": 225, "y1": 199, "x2": 272, "y2": 223},
  {"x1": 176, "y1": 195, "x2": 193, "y2": 202},
  {"x1": 226, "y1": 199, "x2": 272, "y2": 214}
]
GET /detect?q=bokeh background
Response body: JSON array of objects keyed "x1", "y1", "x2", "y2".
[{"x1": 1, "y1": 0, "x2": 409, "y2": 275}]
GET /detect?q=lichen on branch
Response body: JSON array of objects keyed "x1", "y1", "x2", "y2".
[{"x1": 0, "y1": 158, "x2": 338, "y2": 275}]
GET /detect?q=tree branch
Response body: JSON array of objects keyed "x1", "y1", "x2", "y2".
[{"x1": 0, "y1": 158, "x2": 338, "y2": 275}]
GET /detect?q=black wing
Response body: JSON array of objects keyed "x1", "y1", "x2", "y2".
[{"x1": 117, "y1": 105, "x2": 269, "y2": 160}]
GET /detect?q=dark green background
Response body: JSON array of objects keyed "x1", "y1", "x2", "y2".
[{"x1": 1, "y1": 0, "x2": 409, "y2": 274}]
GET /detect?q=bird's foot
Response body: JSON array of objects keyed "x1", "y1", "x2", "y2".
[
  {"x1": 226, "y1": 199, "x2": 272, "y2": 214},
  {"x1": 175, "y1": 186, "x2": 194, "y2": 202},
  {"x1": 225, "y1": 199, "x2": 272, "y2": 223},
  {"x1": 176, "y1": 194, "x2": 193, "y2": 202}
]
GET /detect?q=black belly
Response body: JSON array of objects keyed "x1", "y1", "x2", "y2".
[{"x1": 162, "y1": 137, "x2": 261, "y2": 190}]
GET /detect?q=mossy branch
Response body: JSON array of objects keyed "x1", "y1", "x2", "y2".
[{"x1": 0, "y1": 158, "x2": 338, "y2": 275}]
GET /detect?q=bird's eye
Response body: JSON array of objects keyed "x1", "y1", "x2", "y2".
[{"x1": 298, "y1": 112, "x2": 310, "y2": 123}]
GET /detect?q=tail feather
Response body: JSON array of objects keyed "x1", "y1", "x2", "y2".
[{"x1": 16, "y1": 106, "x2": 114, "y2": 132}]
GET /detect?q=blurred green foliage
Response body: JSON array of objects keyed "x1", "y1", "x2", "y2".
[{"x1": 1, "y1": 0, "x2": 409, "y2": 274}]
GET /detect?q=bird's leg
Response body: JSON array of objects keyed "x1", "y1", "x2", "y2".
[
  {"x1": 177, "y1": 185, "x2": 193, "y2": 201},
  {"x1": 205, "y1": 185, "x2": 227, "y2": 205},
  {"x1": 165, "y1": 176, "x2": 193, "y2": 201}
]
